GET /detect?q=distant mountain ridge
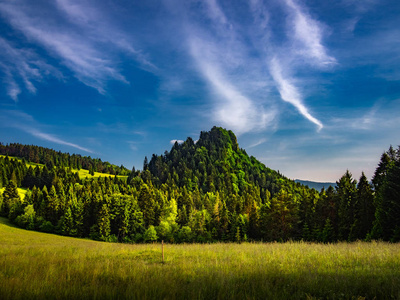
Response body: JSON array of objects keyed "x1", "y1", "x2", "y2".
[{"x1": 295, "y1": 179, "x2": 336, "y2": 191}]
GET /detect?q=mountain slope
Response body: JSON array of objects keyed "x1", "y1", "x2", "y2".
[{"x1": 146, "y1": 126, "x2": 295, "y2": 198}]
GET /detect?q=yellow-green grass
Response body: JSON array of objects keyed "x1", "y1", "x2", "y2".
[
  {"x1": 0, "y1": 217, "x2": 399, "y2": 299},
  {"x1": 76, "y1": 168, "x2": 128, "y2": 180}
]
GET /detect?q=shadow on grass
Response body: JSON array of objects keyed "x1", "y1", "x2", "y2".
[{"x1": 0, "y1": 216, "x2": 19, "y2": 228}]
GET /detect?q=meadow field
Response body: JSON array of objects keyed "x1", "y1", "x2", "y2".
[{"x1": 0, "y1": 217, "x2": 399, "y2": 299}]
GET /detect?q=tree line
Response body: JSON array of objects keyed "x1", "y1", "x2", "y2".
[
  {"x1": 0, "y1": 143, "x2": 130, "y2": 175},
  {"x1": 0, "y1": 127, "x2": 399, "y2": 242}
]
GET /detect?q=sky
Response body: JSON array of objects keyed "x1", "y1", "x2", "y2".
[{"x1": 1, "y1": 0, "x2": 400, "y2": 182}]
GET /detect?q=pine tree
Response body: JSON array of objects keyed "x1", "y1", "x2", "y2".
[
  {"x1": 336, "y1": 171, "x2": 357, "y2": 241},
  {"x1": 352, "y1": 172, "x2": 374, "y2": 240},
  {"x1": 138, "y1": 183, "x2": 157, "y2": 226},
  {"x1": 321, "y1": 218, "x2": 334, "y2": 243},
  {"x1": 371, "y1": 146, "x2": 400, "y2": 241},
  {"x1": 1, "y1": 180, "x2": 20, "y2": 217},
  {"x1": 248, "y1": 201, "x2": 260, "y2": 240},
  {"x1": 46, "y1": 185, "x2": 60, "y2": 225},
  {"x1": 97, "y1": 203, "x2": 111, "y2": 241},
  {"x1": 61, "y1": 207, "x2": 75, "y2": 236}
]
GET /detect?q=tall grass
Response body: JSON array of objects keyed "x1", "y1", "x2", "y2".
[{"x1": 1, "y1": 217, "x2": 399, "y2": 299}]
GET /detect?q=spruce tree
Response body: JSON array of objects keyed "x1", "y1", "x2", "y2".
[
  {"x1": 352, "y1": 172, "x2": 374, "y2": 240},
  {"x1": 1, "y1": 180, "x2": 20, "y2": 217},
  {"x1": 336, "y1": 171, "x2": 357, "y2": 241}
]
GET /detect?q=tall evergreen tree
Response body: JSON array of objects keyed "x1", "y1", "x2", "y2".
[
  {"x1": 336, "y1": 171, "x2": 357, "y2": 241},
  {"x1": 352, "y1": 172, "x2": 374, "y2": 240},
  {"x1": 371, "y1": 146, "x2": 400, "y2": 241},
  {"x1": 1, "y1": 180, "x2": 20, "y2": 217}
]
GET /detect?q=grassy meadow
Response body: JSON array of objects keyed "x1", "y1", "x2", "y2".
[{"x1": 0, "y1": 217, "x2": 399, "y2": 299}]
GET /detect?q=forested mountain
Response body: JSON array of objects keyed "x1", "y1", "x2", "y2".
[{"x1": 1, "y1": 127, "x2": 399, "y2": 242}]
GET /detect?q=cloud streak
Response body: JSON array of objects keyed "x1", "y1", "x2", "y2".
[
  {"x1": 189, "y1": 37, "x2": 276, "y2": 135},
  {"x1": 0, "y1": 110, "x2": 93, "y2": 153},
  {"x1": 270, "y1": 58, "x2": 323, "y2": 130},
  {"x1": 27, "y1": 129, "x2": 93, "y2": 153},
  {"x1": 180, "y1": 0, "x2": 278, "y2": 135},
  {"x1": 283, "y1": 0, "x2": 336, "y2": 67},
  {"x1": 0, "y1": 37, "x2": 62, "y2": 101},
  {"x1": 247, "y1": 138, "x2": 268, "y2": 149}
]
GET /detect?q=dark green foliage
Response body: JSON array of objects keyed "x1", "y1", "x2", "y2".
[
  {"x1": 336, "y1": 171, "x2": 357, "y2": 241},
  {"x1": 352, "y1": 173, "x2": 374, "y2": 240},
  {"x1": 1, "y1": 180, "x2": 20, "y2": 217},
  {"x1": 371, "y1": 146, "x2": 400, "y2": 241}
]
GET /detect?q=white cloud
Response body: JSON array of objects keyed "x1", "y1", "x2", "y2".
[
  {"x1": 170, "y1": 139, "x2": 184, "y2": 145},
  {"x1": 0, "y1": 37, "x2": 63, "y2": 101},
  {"x1": 269, "y1": 57, "x2": 323, "y2": 131},
  {"x1": 203, "y1": 0, "x2": 228, "y2": 26},
  {"x1": 189, "y1": 37, "x2": 276, "y2": 135},
  {"x1": 283, "y1": 0, "x2": 336, "y2": 67},
  {"x1": 27, "y1": 129, "x2": 93, "y2": 153}
]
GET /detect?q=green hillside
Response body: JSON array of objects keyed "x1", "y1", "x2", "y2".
[
  {"x1": 1, "y1": 216, "x2": 399, "y2": 299},
  {"x1": 0, "y1": 154, "x2": 128, "y2": 180}
]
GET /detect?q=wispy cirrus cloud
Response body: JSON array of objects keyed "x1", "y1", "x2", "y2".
[
  {"x1": 0, "y1": 110, "x2": 93, "y2": 153},
  {"x1": 55, "y1": 0, "x2": 156, "y2": 70},
  {"x1": 189, "y1": 37, "x2": 276, "y2": 135},
  {"x1": 283, "y1": 0, "x2": 336, "y2": 67},
  {"x1": 269, "y1": 57, "x2": 323, "y2": 131},
  {"x1": 27, "y1": 129, "x2": 93, "y2": 153},
  {"x1": 247, "y1": 0, "x2": 330, "y2": 130},
  {"x1": 0, "y1": 37, "x2": 62, "y2": 101},
  {"x1": 0, "y1": 0, "x2": 154, "y2": 98},
  {"x1": 191, "y1": 0, "x2": 333, "y2": 133},
  {"x1": 247, "y1": 138, "x2": 268, "y2": 149},
  {"x1": 202, "y1": 0, "x2": 229, "y2": 26},
  {"x1": 180, "y1": 0, "x2": 277, "y2": 135}
]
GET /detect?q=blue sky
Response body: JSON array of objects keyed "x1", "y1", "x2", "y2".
[{"x1": 1, "y1": 0, "x2": 400, "y2": 182}]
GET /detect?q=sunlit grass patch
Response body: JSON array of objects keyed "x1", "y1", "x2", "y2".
[{"x1": 74, "y1": 168, "x2": 128, "y2": 180}]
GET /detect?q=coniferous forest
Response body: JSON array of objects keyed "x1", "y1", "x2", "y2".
[{"x1": 1, "y1": 126, "x2": 399, "y2": 243}]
